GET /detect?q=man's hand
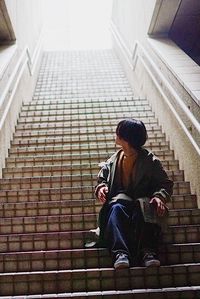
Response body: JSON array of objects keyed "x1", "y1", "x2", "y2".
[
  {"x1": 97, "y1": 186, "x2": 108, "y2": 204},
  {"x1": 150, "y1": 197, "x2": 167, "y2": 217}
]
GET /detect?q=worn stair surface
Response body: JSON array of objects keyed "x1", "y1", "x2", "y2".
[{"x1": 0, "y1": 49, "x2": 200, "y2": 298}]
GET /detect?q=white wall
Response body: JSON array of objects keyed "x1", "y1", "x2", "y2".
[
  {"x1": 112, "y1": 0, "x2": 156, "y2": 51},
  {"x1": 0, "y1": 0, "x2": 44, "y2": 177},
  {"x1": 5, "y1": 0, "x2": 44, "y2": 55}
]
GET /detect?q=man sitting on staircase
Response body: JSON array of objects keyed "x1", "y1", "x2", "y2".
[{"x1": 95, "y1": 119, "x2": 173, "y2": 269}]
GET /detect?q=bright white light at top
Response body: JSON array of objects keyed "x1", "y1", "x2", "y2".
[{"x1": 44, "y1": 0, "x2": 113, "y2": 50}]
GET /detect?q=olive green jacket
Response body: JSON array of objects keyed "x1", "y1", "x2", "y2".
[{"x1": 95, "y1": 148, "x2": 174, "y2": 241}]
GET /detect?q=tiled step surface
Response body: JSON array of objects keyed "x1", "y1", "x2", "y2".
[
  {"x1": 1, "y1": 287, "x2": 200, "y2": 299},
  {"x1": 0, "y1": 176, "x2": 190, "y2": 193},
  {"x1": 0, "y1": 49, "x2": 199, "y2": 298},
  {"x1": 15, "y1": 118, "x2": 158, "y2": 132},
  {"x1": 32, "y1": 50, "x2": 133, "y2": 100},
  {"x1": 18, "y1": 111, "x2": 155, "y2": 125},
  {"x1": 11, "y1": 132, "x2": 166, "y2": 147},
  {"x1": 0, "y1": 169, "x2": 184, "y2": 183},
  {"x1": 13, "y1": 126, "x2": 163, "y2": 140},
  {"x1": 19, "y1": 104, "x2": 153, "y2": 118},
  {"x1": 20, "y1": 98, "x2": 149, "y2": 114},
  {"x1": 1, "y1": 243, "x2": 200, "y2": 273},
  {"x1": 1, "y1": 263, "x2": 200, "y2": 296},
  {"x1": 2, "y1": 164, "x2": 181, "y2": 178},
  {"x1": 0, "y1": 209, "x2": 200, "y2": 235},
  {"x1": 0, "y1": 225, "x2": 200, "y2": 253},
  {"x1": 8, "y1": 142, "x2": 171, "y2": 157},
  {"x1": 22, "y1": 96, "x2": 148, "y2": 108},
  {"x1": 5, "y1": 150, "x2": 176, "y2": 168},
  {"x1": 0, "y1": 192, "x2": 197, "y2": 211}
]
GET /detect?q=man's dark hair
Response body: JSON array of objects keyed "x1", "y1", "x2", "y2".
[{"x1": 116, "y1": 119, "x2": 148, "y2": 149}]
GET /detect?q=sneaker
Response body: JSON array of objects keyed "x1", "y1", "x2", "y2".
[
  {"x1": 143, "y1": 252, "x2": 160, "y2": 267},
  {"x1": 114, "y1": 253, "x2": 130, "y2": 269}
]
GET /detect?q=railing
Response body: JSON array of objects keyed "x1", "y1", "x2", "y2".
[
  {"x1": 110, "y1": 21, "x2": 200, "y2": 156},
  {"x1": 0, "y1": 30, "x2": 43, "y2": 131}
]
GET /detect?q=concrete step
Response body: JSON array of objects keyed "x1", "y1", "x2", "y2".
[
  {"x1": 0, "y1": 263, "x2": 200, "y2": 296},
  {"x1": 0, "y1": 194, "x2": 195, "y2": 216},
  {"x1": 19, "y1": 104, "x2": 152, "y2": 119},
  {"x1": 33, "y1": 83, "x2": 132, "y2": 91},
  {"x1": 2, "y1": 164, "x2": 181, "y2": 179},
  {"x1": 18, "y1": 111, "x2": 155, "y2": 125},
  {"x1": 2, "y1": 287, "x2": 200, "y2": 299},
  {"x1": 35, "y1": 75, "x2": 130, "y2": 83},
  {"x1": 33, "y1": 86, "x2": 132, "y2": 93},
  {"x1": 5, "y1": 150, "x2": 176, "y2": 168},
  {"x1": 0, "y1": 173, "x2": 188, "y2": 193},
  {"x1": 34, "y1": 79, "x2": 131, "y2": 86},
  {"x1": 0, "y1": 213, "x2": 98, "y2": 234},
  {"x1": 21, "y1": 96, "x2": 146, "y2": 108},
  {"x1": 0, "y1": 190, "x2": 197, "y2": 210},
  {"x1": 0, "y1": 225, "x2": 199, "y2": 252},
  {"x1": 0, "y1": 243, "x2": 200, "y2": 273},
  {"x1": 33, "y1": 91, "x2": 134, "y2": 100},
  {"x1": 0, "y1": 185, "x2": 196, "y2": 208},
  {"x1": 20, "y1": 99, "x2": 149, "y2": 115},
  {"x1": 11, "y1": 131, "x2": 166, "y2": 147},
  {"x1": 8, "y1": 142, "x2": 171, "y2": 157},
  {"x1": 13, "y1": 124, "x2": 163, "y2": 139},
  {"x1": 0, "y1": 199, "x2": 100, "y2": 216},
  {"x1": 15, "y1": 117, "x2": 157, "y2": 132},
  {"x1": 0, "y1": 209, "x2": 199, "y2": 234}
]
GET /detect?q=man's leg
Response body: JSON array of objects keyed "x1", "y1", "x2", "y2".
[
  {"x1": 131, "y1": 205, "x2": 161, "y2": 267},
  {"x1": 139, "y1": 222, "x2": 161, "y2": 267},
  {"x1": 104, "y1": 201, "x2": 132, "y2": 268}
]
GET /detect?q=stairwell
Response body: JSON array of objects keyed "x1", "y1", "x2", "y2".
[{"x1": 0, "y1": 49, "x2": 199, "y2": 298}]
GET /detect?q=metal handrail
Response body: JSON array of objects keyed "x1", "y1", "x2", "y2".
[{"x1": 110, "y1": 21, "x2": 200, "y2": 155}]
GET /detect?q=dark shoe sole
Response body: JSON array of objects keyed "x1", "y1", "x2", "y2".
[
  {"x1": 144, "y1": 259, "x2": 160, "y2": 267},
  {"x1": 114, "y1": 261, "x2": 130, "y2": 269}
]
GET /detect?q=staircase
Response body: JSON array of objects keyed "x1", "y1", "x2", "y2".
[{"x1": 0, "y1": 49, "x2": 200, "y2": 298}]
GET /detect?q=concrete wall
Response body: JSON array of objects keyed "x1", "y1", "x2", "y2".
[
  {"x1": 5, "y1": 0, "x2": 43, "y2": 54},
  {"x1": 111, "y1": 0, "x2": 200, "y2": 205},
  {"x1": 112, "y1": 0, "x2": 156, "y2": 51},
  {"x1": 0, "y1": 0, "x2": 44, "y2": 177}
]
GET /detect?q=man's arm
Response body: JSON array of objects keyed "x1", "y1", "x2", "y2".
[
  {"x1": 94, "y1": 162, "x2": 110, "y2": 203},
  {"x1": 150, "y1": 158, "x2": 174, "y2": 216},
  {"x1": 151, "y1": 159, "x2": 173, "y2": 202}
]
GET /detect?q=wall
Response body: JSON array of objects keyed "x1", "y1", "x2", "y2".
[
  {"x1": 111, "y1": 0, "x2": 200, "y2": 204},
  {"x1": 112, "y1": 0, "x2": 156, "y2": 52},
  {"x1": 0, "y1": 0, "x2": 44, "y2": 177},
  {"x1": 5, "y1": 0, "x2": 43, "y2": 54}
]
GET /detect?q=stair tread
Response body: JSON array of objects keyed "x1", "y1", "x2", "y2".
[
  {"x1": 1, "y1": 262, "x2": 200, "y2": 274},
  {"x1": 0, "y1": 263, "x2": 200, "y2": 296},
  {"x1": 1, "y1": 286, "x2": 200, "y2": 299},
  {"x1": 6, "y1": 148, "x2": 174, "y2": 159},
  {"x1": 0, "y1": 225, "x2": 199, "y2": 240},
  {"x1": 1, "y1": 242, "x2": 200, "y2": 255},
  {"x1": 1, "y1": 208, "x2": 200, "y2": 220}
]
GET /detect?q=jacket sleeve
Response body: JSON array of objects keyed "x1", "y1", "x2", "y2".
[
  {"x1": 150, "y1": 158, "x2": 174, "y2": 203},
  {"x1": 94, "y1": 161, "x2": 110, "y2": 199}
]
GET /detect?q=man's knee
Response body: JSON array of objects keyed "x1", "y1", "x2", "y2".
[{"x1": 109, "y1": 202, "x2": 127, "y2": 217}]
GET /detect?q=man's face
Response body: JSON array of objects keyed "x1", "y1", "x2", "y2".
[{"x1": 115, "y1": 134, "x2": 125, "y2": 147}]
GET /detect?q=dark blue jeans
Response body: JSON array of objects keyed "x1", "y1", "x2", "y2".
[{"x1": 104, "y1": 200, "x2": 161, "y2": 265}]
